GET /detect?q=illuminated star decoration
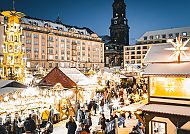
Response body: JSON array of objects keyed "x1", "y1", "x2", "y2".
[
  {"x1": 164, "y1": 80, "x2": 175, "y2": 93},
  {"x1": 166, "y1": 35, "x2": 190, "y2": 62}
]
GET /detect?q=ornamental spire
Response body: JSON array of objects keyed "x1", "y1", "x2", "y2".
[{"x1": 13, "y1": 0, "x2": 15, "y2": 11}]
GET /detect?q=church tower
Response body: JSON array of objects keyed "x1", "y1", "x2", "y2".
[{"x1": 110, "y1": 0, "x2": 129, "y2": 46}]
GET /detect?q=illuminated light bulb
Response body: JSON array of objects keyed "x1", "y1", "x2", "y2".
[
  {"x1": 4, "y1": 96, "x2": 9, "y2": 102},
  {"x1": 43, "y1": 91, "x2": 46, "y2": 96},
  {"x1": 49, "y1": 91, "x2": 52, "y2": 96},
  {"x1": 142, "y1": 94, "x2": 148, "y2": 99},
  {"x1": 13, "y1": 94, "x2": 17, "y2": 99},
  {"x1": 60, "y1": 92, "x2": 63, "y2": 97},
  {"x1": 135, "y1": 94, "x2": 139, "y2": 99},
  {"x1": 55, "y1": 91, "x2": 58, "y2": 96}
]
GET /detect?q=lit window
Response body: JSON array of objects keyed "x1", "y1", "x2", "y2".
[
  {"x1": 155, "y1": 35, "x2": 160, "y2": 39},
  {"x1": 152, "y1": 121, "x2": 166, "y2": 134},
  {"x1": 182, "y1": 32, "x2": 187, "y2": 36}
]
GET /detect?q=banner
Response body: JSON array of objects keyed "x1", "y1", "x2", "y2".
[{"x1": 106, "y1": 117, "x2": 125, "y2": 133}]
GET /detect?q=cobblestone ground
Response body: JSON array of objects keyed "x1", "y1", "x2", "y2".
[{"x1": 53, "y1": 105, "x2": 137, "y2": 134}]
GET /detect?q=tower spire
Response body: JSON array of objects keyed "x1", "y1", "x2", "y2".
[{"x1": 13, "y1": 0, "x2": 15, "y2": 11}]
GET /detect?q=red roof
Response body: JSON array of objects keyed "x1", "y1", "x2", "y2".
[{"x1": 39, "y1": 67, "x2": 77, "y2": 88}]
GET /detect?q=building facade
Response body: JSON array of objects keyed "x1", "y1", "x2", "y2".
[
  {"x1": 137, "y1": 27, "x2": 190, "y2": 45},
  {"x1": 104, "y1": 0, "x2": 129, "y2": 67},
  {"x1": 123, "y1": 44, "x2": 151, "y2": 71},
  {"x1": 0, "y1": 15, "x2": 3, "y2": 55},
  {"x1": 1, "y1": 15, "x2": 104, "y2": 71},
  {"x1": 124, "y1": 27, "x2": 190, "y2": 71}
]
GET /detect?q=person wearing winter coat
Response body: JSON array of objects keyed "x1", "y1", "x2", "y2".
[
  {"x1": 0, "y1": 125, "x2": 8, "y2": 134},
  {"x1": 83, "y1": 115, "x2": 92, "y2": 129},
  {"x1": 24, "y1": 114, "x2": 36, "y2": 134},
  {"x1": 77, "y1": 108, "x2": 85, "y2": 123},
  {"x1": 98, "y1": 113, "x2": 106, "y2": 132},
  {"x1": 66, "y1": 116, "x2": 77, "y2": 134}
]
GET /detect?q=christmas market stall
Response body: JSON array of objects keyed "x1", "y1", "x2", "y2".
[
  {"x1": 0, "y1": 80, "x2": 27, "y2": 123},
  {"x1": 139, "y1": 38, "x2": 190, "y2": 134},
  {"x1": 38, "y1": 67, "x2": 77, "y2": 121},
  {"x1": 39, "y1": 67, "x2": 99, "y2": 120},
  {"x1": 59, "y1": 68, "x2": 98, "y2": 103}
]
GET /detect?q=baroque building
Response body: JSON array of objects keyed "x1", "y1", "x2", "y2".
[
  {"x1": 0, "y1": 15, "x2": 104, "y2": 71},
  {"x1": 104, "y1": 0, "x2": 129, "y2": 67}
]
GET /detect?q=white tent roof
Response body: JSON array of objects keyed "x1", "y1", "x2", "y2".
[
  {"x1": 0, "y1": 80, "x2": 26, "y2": 95},
  {"x1": 118, "y1": 100, "x2": 147, "y2": 112},
  {"x1": 140, "y1": 104, "x2": 190, "y2": 116},
  {"x1": 0, "y1": 87, "x2": 24, "y2": 96},
  {"x1": 143, "y1": 62, "x2": 190, "y2": 76},
  {"x1": 59, "y1": 68, "x2": 96, "y2": 86},
  {"x1": 143, "y1": 43, "x2": 190, "y2": 64}
]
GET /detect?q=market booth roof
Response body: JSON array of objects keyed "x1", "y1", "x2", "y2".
[
  {"x1": 143, "y1": 62, "x2": 190, "y2": 76},
  {"x1": 116, "y1": 100, "x2": 148, "y2": 112},
  {"x1": 139, "y1": 104, "x2": 190, "y2": 117},
  {"x1": 143, "y1": 43, "x2": 190, "y2": 64},
  {"x1": 59, "y1": 68, "x2": 96, "y2": 86},
  {"x1": 0, "y1": 80, "x2": 27, "y2": 96},
  {"x1": 39, "y1": 67, "x2": 77, "y2": 88},
  {"x1": 39, "y1": 67, "x2": 96, "y2": 88}
]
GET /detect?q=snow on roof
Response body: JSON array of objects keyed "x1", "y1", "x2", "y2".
[
  {"x1": 59, "y1": 68, "x2": 96, "y2": 85},
  {"x1": 143, "y1": 43, "x2": 190, "y2": 63},
  {"x1": 0, "y1": 87, "x2": 24, "y2": 96},
  {"x1": 0, "y1": 80, "x2": 14, "y2": 88},
  {"x1": 0, "y1": 80, "x2": 26, "y2": 95},
  {"x1": 143, "y1": 62, "x2": 190, "y2": 76},
  {"x1": 119, "y1": 100, "x2": 147, "y2": 112},
  {"x1": 140, "y1": 104, "x2": 190, "y2": 116},
  {"x1": 21, "y1": 16, "x2": 94, "y2": 35},
  {"x1": 138, "y1": 26, "x2": 190, "y2": 41}
]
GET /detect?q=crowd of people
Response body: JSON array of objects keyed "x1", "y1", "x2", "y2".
[
  {"x1": 64, "y1": 82, "x2": 146, "y2": 134},
  {"x1": 0, "y1": 80, "x2": 146, "y2": 134},
  {"x1": 0, "y1": 106, "x2": 54, "y2": 134}
]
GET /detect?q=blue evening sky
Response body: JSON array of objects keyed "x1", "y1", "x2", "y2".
[{"x1": 1, "y1": 0, "x2": 190, "y2": 44}]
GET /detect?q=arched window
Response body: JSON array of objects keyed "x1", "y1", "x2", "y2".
[
  {"x1": 14, "y1": 35, "x2": 17, "y2": 42},
  {"x1": 11, "y1": 35, "x2": 14, "y2": 42}
]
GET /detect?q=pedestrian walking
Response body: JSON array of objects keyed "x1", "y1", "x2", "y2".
[
  {"x1": 128, "y1": 111, "x2": 132, "y2": 119},
  {"x1": 93, "y1": 101, "x2": 97, "y2": 115},
  {"x1": 24, "y1": 114, "x2": 36, "y2": 134},
  {"x1": 83, "y1": 115, "x2": 92, "y2": 129},
  {"x1": 99, "y1": 99, "x2": 104, "y2": 113},
  {"x1": 41, "y1": 108, "x2": 50, "y2": 128},
  {"x1": 98, "y1": 113, "x2": 106, "y2": 133},
  {"x1": 120, "y1": 111, "x2": 126, "y2": 127},
  {"x1": 49, "y1": 105, "x2": 54, "y2": 123},
  {"x1": 66, "y1": 116, "x2": 77, "y2": 134},
  {"x1": 0, "y1": 124, "x2": 8, "y2": 134}
]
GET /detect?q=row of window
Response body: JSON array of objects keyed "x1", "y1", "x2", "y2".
[
  {"x1": 126, "y1": 60, "x2": 142, "y2": 64},
  {"x1": 125, "y1": 46, "x2": 149, "y2": 50},
  {"x1": 126, "y1": 55, "x2": 145, "y2": 59},
  {"x1": 25, "y1": 33, "x2": 83, "y2": 44},
  {"x1": 144, "y1": 32, "x2": 188, "y2": 40}
]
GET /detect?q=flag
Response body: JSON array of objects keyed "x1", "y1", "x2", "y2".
[
  {"x1": 118, "y1": 117, "x2": 125, "y2": 127},
  {"x1": 106, "y1": 120, "x2": 115, "y2": 133}
]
